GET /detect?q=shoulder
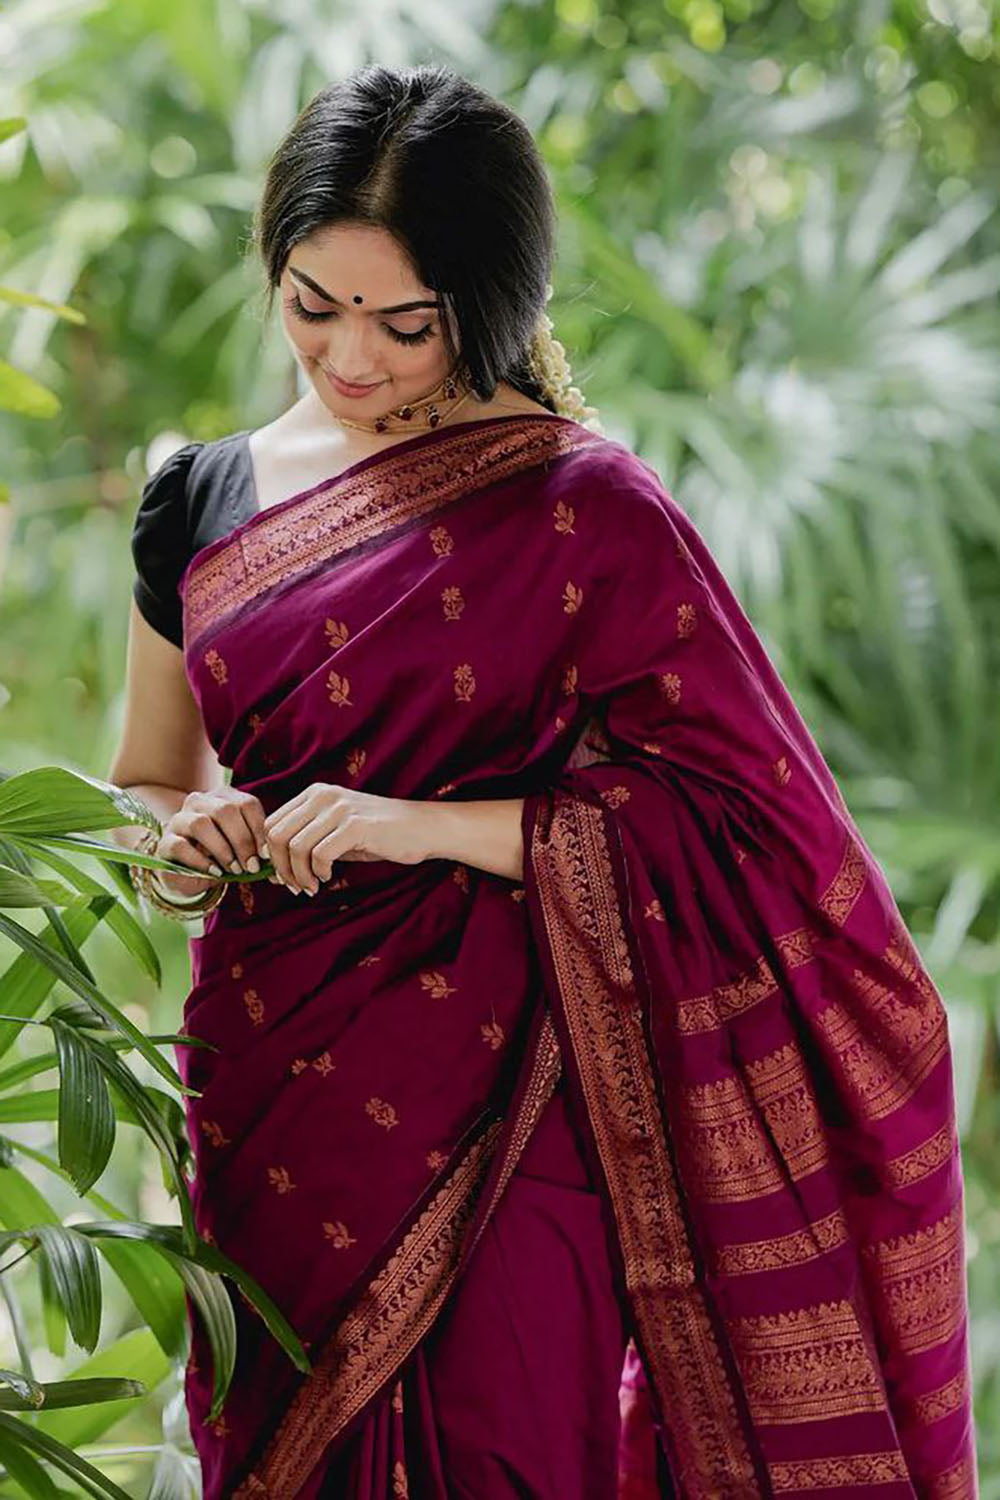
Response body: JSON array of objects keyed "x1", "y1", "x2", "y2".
[{"x1": 556, "y1": 433, "x2": 685, "y2": 537}]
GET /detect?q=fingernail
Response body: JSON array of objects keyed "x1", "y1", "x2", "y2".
[
  {"x1": 229, "y1": 859, "x2": 242, "y2": 874},
  {"x1": 208, "y1": 863, "x2": 223, "y2": 876},
  {"x1": 259, "y1": 842, "x2": 270, "y2": 859},
  {"x1": 247, "y1": 856, "x2": 261, "y2": 873}
]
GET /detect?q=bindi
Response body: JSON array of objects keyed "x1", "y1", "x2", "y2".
[{"x1": 352, "y1": 294, "x2": 363, "y2": 304}]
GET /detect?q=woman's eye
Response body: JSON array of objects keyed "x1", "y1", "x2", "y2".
[{"x1": 286, "y1": 292, "x2": 434, "y2": 345}]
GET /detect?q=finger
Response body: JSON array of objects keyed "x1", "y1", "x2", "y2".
[
  {"x1": 235, "y1": 794, "x2": 271, "y2": 862},
  {"x1": 310, "y1": 818, "x2": 360, "y2": 882},
  {"x1": 175, "y1": 809, "x2": 238, "y2": 874},
  {"x1": 158, "y1": 833, "x2": 225, "y2": 888},
  {"x1": 262, "y1": 790, "x2": 308, "y2": 840},
  {"x1": 264, "y1": 807, "x2": 314, "y2": 892},
  {"x1": 212, "y1": 796, "x2": 266, "y2": 873},
  {"x1": 288, "y1": 818, "x2": 337, "y2": 894}
]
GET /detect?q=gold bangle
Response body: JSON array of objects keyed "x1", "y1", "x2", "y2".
[{"x1": 127, "y1": 826, "x2": 227, "y2": 922}]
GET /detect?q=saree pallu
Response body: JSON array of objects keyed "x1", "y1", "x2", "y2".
[{"x1": 174, "y1": 413, "x2": 976, "y2": 1499}]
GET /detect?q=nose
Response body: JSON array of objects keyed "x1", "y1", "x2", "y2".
[{"x1": 324, "y1": 319, "x2": 381, "y2": 383}]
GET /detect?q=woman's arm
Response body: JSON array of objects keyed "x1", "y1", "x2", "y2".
[
  {"x1": 106, "y1": 602, "x2": 226, "y2": 850},
  {"x1": 415, "y1": 797, "x2": 525, "y2": 884}
]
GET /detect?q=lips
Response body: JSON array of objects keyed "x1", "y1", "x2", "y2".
[{"x1": 321, "y1": 366, "x2": 384, "y2": 398}]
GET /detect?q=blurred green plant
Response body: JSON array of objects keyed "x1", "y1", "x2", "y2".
[{"x1": 0, "y1": 767, "x2": 307, "y2": 1497}]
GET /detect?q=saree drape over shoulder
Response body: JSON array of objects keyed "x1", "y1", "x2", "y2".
[{"x1": 172, "y1": 413, "x2": 976, "y2": 1499}]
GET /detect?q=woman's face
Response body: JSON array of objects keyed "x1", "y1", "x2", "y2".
[{"x1": 278, "y1": 221, "x2": 461, "y2": 419}]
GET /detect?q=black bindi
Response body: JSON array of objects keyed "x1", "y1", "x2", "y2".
[{"x1": 352, "y1": 294, "x2": 363, "y2": 304}]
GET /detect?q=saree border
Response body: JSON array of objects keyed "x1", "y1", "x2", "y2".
[
  {"x1": 182, "y1": 415, "x2": 601, "y2": 649},
  {"x1": 527, "y1": 789, "x2": 763, "y2": 1498},
  {"x1": 230, "y1": 1007, "x2": 564, "y2": 1498}
]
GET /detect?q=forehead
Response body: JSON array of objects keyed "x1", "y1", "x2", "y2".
[{"x1": 287, "y1": 222, "x2": 435, "y2": 302}]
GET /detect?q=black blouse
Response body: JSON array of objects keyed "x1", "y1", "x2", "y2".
[{"x1": 130, "y1": 431, "x2": 257, "y2": 647}]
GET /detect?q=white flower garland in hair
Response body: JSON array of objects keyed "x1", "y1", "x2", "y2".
[{"x1": 527, "y1": 285, "x2": 604, "y2": 434}]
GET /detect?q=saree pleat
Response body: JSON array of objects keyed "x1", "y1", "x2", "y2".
[{"x1": 169, "y1": 413, "x2": 975, "y2": 1499}]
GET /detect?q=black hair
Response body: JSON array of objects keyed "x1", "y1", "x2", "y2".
[{"x1": 250, "y1": 63, "x2": 558, "y2": 411}]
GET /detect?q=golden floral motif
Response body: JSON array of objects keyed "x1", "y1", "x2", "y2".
[
  {"x1": 327, "y1": 670, "x2": 353, "y2": 707},
  {"x1": 248, "y1": 712, "x2": 263, "y2": 735},
  {"x1": 453, "y1": 663, "x2": 476, "y2": 702},
  {"x1": 357, "y1": 953, "x2": 382, "y2": 967},
  {"x1": 243, "y1": 987, "x2": 264, "y2": 1026},
  {"x1": 346, "y1": 747, "x2": 367, "y2": 780},
  {"x1": 391, "y1": 1382, "x2": 404, "y2": 1414},
  {"x1": 426, "y1": 1149, "x2": 448, "y2": 1170},
  {"x1": 290, "y1": 1058, "x2": 308, "y2": 1076},
  {"x1": 600, "y1": 784, "x2": 631, "y2": 809},
  {"x1": 267, "y1": 1165, "x2": 296, "y2": 1194},
  {"x1": 200, "y1": 1119, "x2": 231, "y2": 1148},
  {"x1": 818, "y1": 832, "x2": 867, "y2": 925},
  {"x1": 885, "y1": 1120, "x2": 956, "y2": 1191},
  {"x1": 510, "y1": 887, "x2": 526, "y2": 902},
  {"x1": 230, "y1": 962, "x2": 243, "y2": 979},
  {"x1": 553, "y1": 498, "x2": 576, "y2": 534},
  {"x1": 714, "y1": 1207, "x2": 849, "y2": 1277},
  {"x1": 433, "y1": 781, "x2": 457, "y2": 797},
  {"x1": 769, "y1": 1451, "x2": 910, "y2": 1491},
  {"x1": 312, "y1": 1050, "x2": 336, "y2": 1075},
  {"x1": 209, "y1": 1414, "x2": 230, "y2": 1438},
  {"x1": 562, "y1": 580, "x2": 583, "y2": 614},
  {"x1": 773, "y1": 755, "x2": 792, "y2": 786},
  {"x1": 365, "y1": 1096, "x2": 399, "y2": 1131},
  {"x1": 393, "y1": 1459, "x2": 409, "y2": 1498},
  {"x1": 429, "y1": 524, "x2": 454, "y2": 556},
  {"x1": 926, "y1": 1454, "x2": 977, "y2": 1498},
  {"x1": 452, "y1": 863, "x2": 469, "y2": 892},
  {"x1": 419, "y1": 969, "x2": 456, "y2": 999},
  {"x1": 659, "y1": 671, "x2": 681, "y2": 706},
  {"x1": 324, "y1": 618, "x2": 350, "y2": 649},
  {"x1": 555, "y1": 715, "x2": 566, "y2": 732},
  {"x1": 322, "y1": 1220, "x2": 357, "y2": 1249},
  {"x1": 644, "y1": 897, "x2": 666, "y2": 922},
  {"x1": 815, "y1": 962, "x2": 947, "y2": 1122},
  {"x1": 561, "y1": 663, "x2": 578, "y2": 695},
  {"x1": 481, "y1": 1021, "x2": 505, "y2": 1050},
  {"x1": 726, "y1": 1298, "x2": 886, "y2": 1424},
  {"x1": 860, "y1": 1201, "x2": 966, "y2": 1356},
  {"x1": 908, "y1": 1370, "x2": 968, "y2": 1427},
  {"x1": 678, "y1": 1039, "x2": 829, "y2": 1202},
  {"x1": 735, "y1": 847, "x2": 747, "y2": 863},
  {"x1": 441, "y1": 585, "x2": 464, "y2": 620},
  {"x1": 641, "y1": 740, "x2": 662, "y2": 755},
  {"x1": 676, "y1": 601, "x2": 698, "y2": 638},
  {"x1": 203, "y1": 648, "x2": 228, "y2": 684}
]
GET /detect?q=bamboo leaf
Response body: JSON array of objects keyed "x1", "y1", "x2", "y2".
[
  {"x1": 0, "y1": 914, "x2": 186, "y2": 1094},
  {"x1": 0, "y1": 1411, "x2": 132, "y2": 1499},
  {"x1": 51, "y1": 1020, "x2": 116, "y2": 1196}
]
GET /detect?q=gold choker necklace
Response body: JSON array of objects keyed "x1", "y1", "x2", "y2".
[{"x1": 326, "y1": 364, "x2": 475, "y2": 434}]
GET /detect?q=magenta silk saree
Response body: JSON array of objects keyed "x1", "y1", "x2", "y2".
[{"x1": 174, "y1": 412, "x2": 976, "y2": 1499}]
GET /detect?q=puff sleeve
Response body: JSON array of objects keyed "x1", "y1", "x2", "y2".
[{"x1": 130, "y1": 441, "x2": 204, "y2": 647}]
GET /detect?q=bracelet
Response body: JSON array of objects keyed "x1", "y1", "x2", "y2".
[{"x1": 127, "y1": 826, "x2": 227, "y2": 922}]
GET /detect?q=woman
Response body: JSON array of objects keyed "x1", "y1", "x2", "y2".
[{"x1": 110, "y1": 63, "x2": 976, "y2": 1500}]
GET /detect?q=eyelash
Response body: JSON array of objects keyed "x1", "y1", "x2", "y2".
[{"x1": 286, "y1": 292, "x2": 435, "y2": 346}]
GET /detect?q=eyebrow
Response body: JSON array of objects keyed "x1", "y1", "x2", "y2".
[{"x1": 288, "y1": 266, "x2": 442, "y2": 314}]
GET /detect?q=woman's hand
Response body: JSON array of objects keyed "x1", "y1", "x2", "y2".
[
  {"x1": 261, "y1": 784, "x2": 430, "y2": 895},
  {"x1": 153, "y1": 787, "x2": 269, "y2": 897}
]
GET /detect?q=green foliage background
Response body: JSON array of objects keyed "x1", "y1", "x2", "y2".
[{"x1": 1, "y1": 0, "x2": 998, "y2": 1491}]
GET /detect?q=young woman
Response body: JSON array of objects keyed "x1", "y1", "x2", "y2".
[{"x1": 109, "y1": 62, "x2": 976, "y2": 1500}]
